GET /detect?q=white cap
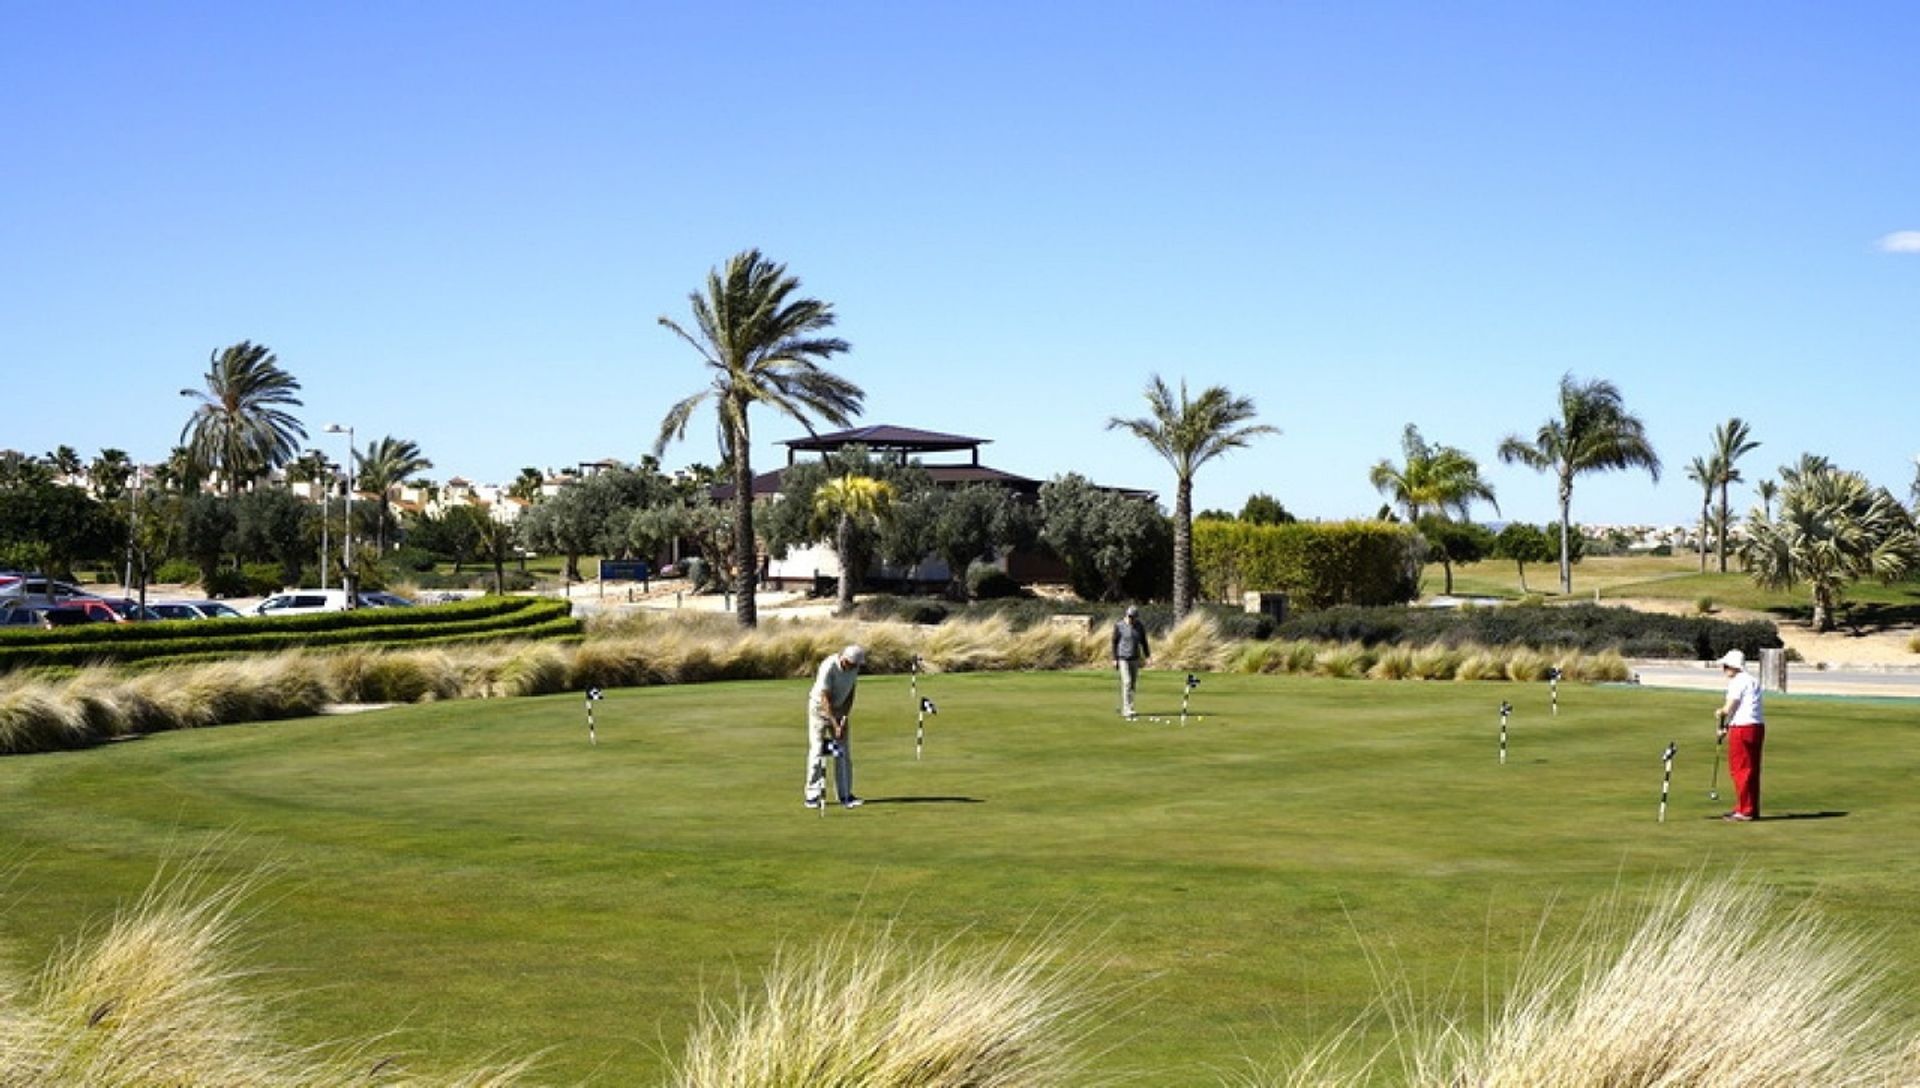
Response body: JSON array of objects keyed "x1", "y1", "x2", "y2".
[
  {"x1": 1125, "y1": 605, "x2": 1139, "y2": 617},
  {"x1": 843, "y1": 644, "x2": 867, "y2": 666},
  {"x1": 1719, "y1": 649, "x2": 1746, "y2": 671}
]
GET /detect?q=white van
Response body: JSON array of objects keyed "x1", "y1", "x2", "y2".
[{"x1": 253, "y1": 589, "x2": 352, "y2": 616}]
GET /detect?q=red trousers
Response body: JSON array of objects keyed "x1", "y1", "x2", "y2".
[{"x1": 1726, "y1": 724, "x2": 1764, "y2": 819}]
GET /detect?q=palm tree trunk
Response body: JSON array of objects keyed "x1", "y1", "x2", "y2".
[
  {"x1": 1698, "y1": 500, "x2": 1709, "y2": 573},
  {"x1": 730, "y1": 411, "x2": 758, "y2": 629},
  {"x1": 835, "y1": 513, "x2": 855, "y2": 614},
  {"x1": 1812, "y1": 582, "x2": 1835, "y2": 632},
  {"x1": 1173, "y1": 476, "x2": 1194, "y2": 617},
  {"x1": 1716, "y1": 483, "x2": 1731, "y2": 573},
  {"x1": 1557, "y1": 477, "x2": 1574, "y2": 595}
]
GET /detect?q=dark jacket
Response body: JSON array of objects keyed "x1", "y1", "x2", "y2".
[{"x1": 1112, "y1": 617, "x2": 1148, "y2": 662}]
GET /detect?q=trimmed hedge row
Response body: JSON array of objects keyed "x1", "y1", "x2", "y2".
[
  {"x1": 1192, "y1": 520, "x2": 1423, "y2": 608},
  {"x1": 0, "y1": 597, "x2": 578, "y2": 671},
  {"x1": 1273, "y1": 603, "x2": 1783, "y2": 661},
  {"x1": 0, "y1": 595, "x2": 541, "y2": 649}
]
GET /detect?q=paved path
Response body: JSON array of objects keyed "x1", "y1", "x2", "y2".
[{"x1": 1630, "y1": 661, "x2": 1920, "y2": 699}]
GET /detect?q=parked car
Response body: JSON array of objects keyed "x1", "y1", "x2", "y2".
[
  {"x1": 356, "y1": 591, "x2": 415, "y2": 608},
  {"x1": 149, "y1": 600, "x2": 248, "y2": 621},
  {"x1": 0, "y1": 572, "x2": 97, "y2": 611},
  {"x1": 254, "y1": 589, "x2": 353, "y2": 616},
  {"x1": 0, "y1": 605, "x2": 51, "y2": 628},
  {"x1": 39, "y1": 605, "x2": 106, "y2": 627},
  {"x1": 56, "y1": 599, "x2": 149, "y2": 623}
]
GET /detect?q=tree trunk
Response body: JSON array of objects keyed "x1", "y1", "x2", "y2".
[
  {"x1": 730, "y1": 411, "x2": 758, "y2": 628},
  {"x1": 1441, "y1": 556, "x2": 1454, "y2": 596},
  {"x1": 1173, "y1": 476, "x2": 1194, "y2": 618},
  {"x1": 1557, "y1": 476, "x2": 1574, "y2": 595},
  {"x1": 1812, "y1": 582, "x2": 1835, "y2": 632},
  {"x1": 1516, "y1": 560, "x2": 1529, "y2": 594},
  {"x1": 1716, "y1": 483, "x2": 1731, "y2": 573},
  {"x1": 1698, "y1": 500, "x2": 1709, "y2": 572},
  {"x1": 835, "y1": 513, "x2": 855, "y2": 614}
]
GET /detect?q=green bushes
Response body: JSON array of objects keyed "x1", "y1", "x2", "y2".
[
  {"x1": 0, "y1": 597, "x2": 579, "y2": 673},
  {"x1": 964, "y1": 561, "x2": 1023, "y2": 600},
  {"x1": 1273, "y1": 603, "x2": 1782, "y2": 660},
  {"x1": 1193, "y1": 519, "x2": 1423, "y2": 608}
]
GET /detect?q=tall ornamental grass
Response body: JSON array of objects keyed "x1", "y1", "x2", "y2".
[
  {"x1": 0, "y1": 866, "x2": 528, "y2": 1088},
  {"x1": 3, "y1": 614, "x2": 1632, "y2": 756},
  {"x1": 1243, "y1": 876, "x2": 1916, "y2": 1087},
  {"x1": 668, "y1": 926, "x2": 1105, "y2": 1088}
]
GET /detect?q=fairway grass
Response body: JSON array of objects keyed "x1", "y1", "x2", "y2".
[{"x1": 2, "y1": 671, "x2": 1917, "y2": 1083}]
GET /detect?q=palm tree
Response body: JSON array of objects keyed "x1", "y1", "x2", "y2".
[
  {"x1": 354, "y1": 436, "x2": 434, "y2": 553},
  {"x1": 812, "y1": 474, "x2": 896, "y2": 614},
  {"x1": 179, "y1": 341, "x2": 306, "y2": 498},
  {"x1": 1684, "y1": 455, "x2": 1717, "y2": 572},
  {"x1": 654, "y1": 249, "x2": 861, "y2": 628},
  {"x1": 1369, "y1": 423, "x2": 1499, "y2": 523},
  {"x1": 1108, "y1": 376, "x2": 1278, "y2": 618},
  {"x1": 509, "y1": 467, "x2": 545, "y2": 502},
  {"x1": 1757, "y1": 478, "x2": 1778, "y2": 521},
  {"x1": 1743, "y1": 460, "x2": 1920, "y2": 631},
  {"x1": 1709, "y1": 417, "x2": 1761, "y2": 572},
  {"x1": 1497, "y1": 374, "x2": 1662, "y2": 594}
]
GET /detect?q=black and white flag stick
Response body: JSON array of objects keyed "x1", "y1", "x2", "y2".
[
  {"x1": 1658, "y1": 741, "x2": 1678, "y2": 823},
  {"x1": 585, "y1": 687, "x2": 604, "y2": 745},
  {"x1": 1498, "y1": 701, "x2": 1511, "y2": 764}
]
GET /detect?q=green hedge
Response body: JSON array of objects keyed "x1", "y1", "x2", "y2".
[
  {"x1": 1193, "y1": 520, "x2": 1423, "y2": 608},
  {"x1": 0, "y1": 597, "x2": 578, "y2": 671},
  {"x1": 1273, "y1": 603, "x2": 1783, "y2": 660}
]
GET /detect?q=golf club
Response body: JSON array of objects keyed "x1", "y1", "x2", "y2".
[
  {"x1": 1498, "y1": 700, "x2": 1511, "y2": 764},
  {"x1": 1659, "y1": 740, "x2": 1677, "y2": 823},
  {"x1": 584, "y1": 686, "x2": 603, "y2": 745},
  {"x1": 1709, "y1": 711, "x2": 1726, "y2": 801}
]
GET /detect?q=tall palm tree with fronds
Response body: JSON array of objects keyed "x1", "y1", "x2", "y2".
[
  {"x1": 1756, "y1": 478, "x2": 1778, "y2": 521},
  {"x1": 1684, "y1": 455, "x2": 1717, "y2": 572},
  {"x1": 179, "y1": 341, "x2": 306, "y2": 498},
  {"x1": 1497, "y1": 374, "x2": 1661, "y2": 594},
  {"x1": 654, "y1": 249, "x2": 861, "y2": 627},
  {"x1": 1743, "y1": 460, "x2": 1920, "y2": 631},
  {"x1": 1709, "y1": 417, "x2": 1761, "y2": 572},
  {"x1": 1108, "y1": 376, "x2": 1278, "y2": 618},
  {"x1": 354, "y1": 436, "x2": 433, "y2": 554},
  {"x1": 1368, "y1": 423, "x2": 1499, "y2": 523},
  {"x1": 812, "y1": 474, "x2": 896, "y2": 614}
]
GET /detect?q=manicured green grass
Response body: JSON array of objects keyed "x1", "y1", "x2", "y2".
[
  {"x1": 2, "y1": 672, "x2": 1917, "y2": 1083},
  {"x1": 1435, "y1": 553, "x2": 1920, "y2": 625}
]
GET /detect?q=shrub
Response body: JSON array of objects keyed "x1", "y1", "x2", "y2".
[
  {"x1": 240, "y1": 562, "x2": 284, "y2": 595},
  {"x1": 965, "y1": 562, "x2": 1023, "y2": 600},
  {"x1": 153, "y1": 558, "x2": 199, "y2": 585},
  {"x1": 203, "y1": 569, "x2": 249, "y2": 599},
  {"x1": 1193, "y1": 519, "x2": 1423, "y2": 608},
  {"x1": 1695, "y1": 595, "x2": 1716, "y2": 614}
]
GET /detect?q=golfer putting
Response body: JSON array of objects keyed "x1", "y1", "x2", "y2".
[
  {"x1": 804, "y1": 644, "x2": 866, "y2": 811},
  {"x1": 1714, "y1": 649, "x2": 1766, "y2": 821}
]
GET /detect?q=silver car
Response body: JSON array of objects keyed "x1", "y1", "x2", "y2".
[{"x1": 149, "y1": 600, "x2": 248, "y2": 621}]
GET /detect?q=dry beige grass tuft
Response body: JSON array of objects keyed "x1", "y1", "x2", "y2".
[{"x1": 668, "y1": 925, "x2": 1105, "y2": 1088}]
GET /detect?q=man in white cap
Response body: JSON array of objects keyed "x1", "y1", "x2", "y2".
[
  {"x1": 1112, "y1": 605, "x2": 1150, "y2": 719},
  {"x1": 1715, "y1": 649, "x2": 1765, "y2": 821},
  {"x1": 805, "y1": 644, "x2": 866, "y2": 809}
]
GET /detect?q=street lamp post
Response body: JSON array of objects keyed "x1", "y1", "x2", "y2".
[
  {"x1": 311, "y1": 454, "x2": 331, "y2": 591},
  {"x1": 326, "y1": 424, "x2": 356, "y2": 606}
]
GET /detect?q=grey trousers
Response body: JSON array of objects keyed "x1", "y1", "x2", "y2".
[
  {"x1": 1117, "y1": 659, "x2": 1141, "y2": 715},
  {"x1": 805, "y1": 717, "x2": 854, "y2": 802}
]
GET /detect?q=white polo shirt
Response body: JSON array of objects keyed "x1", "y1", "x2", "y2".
[{"x1": 1724, "y1": 669, "x2": 1764, "y2": 726}]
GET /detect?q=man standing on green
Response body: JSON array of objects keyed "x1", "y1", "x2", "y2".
[
  {"x1": 805, "y1": 644, "x2": 865, "y2": 809},
  {"x1": 1112, "y1": 605, "x2": 1150, "y2": 719}
]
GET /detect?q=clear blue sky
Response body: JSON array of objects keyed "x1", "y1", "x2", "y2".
[{"x1": 5, "y1": 1, "x2": 1916, "y2": 527}]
